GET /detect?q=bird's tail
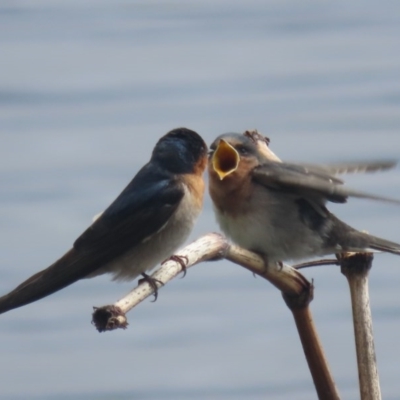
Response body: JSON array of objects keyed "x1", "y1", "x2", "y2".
[
  {"x1": 331, "y1": 215, "x2": 400, "y2": 256},
  {"x1": 0, "y1": 249, "x2": 93, "y2": 315},
  {"x1": 366, "y1": 234, "x2": 400, "y2": 255}
]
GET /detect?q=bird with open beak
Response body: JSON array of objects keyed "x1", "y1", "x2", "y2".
[
  {"x1": 0, "y1": 128, "x2": 208, "y2": 314},
  {"x1": 208, "y1": 131, "x2": 400, "y2": 265}
]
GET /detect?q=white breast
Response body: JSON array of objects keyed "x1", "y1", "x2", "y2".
[
  {"x1": 214, "y1": 185, "x2": 325, "y2": 262},
  {"x1": 90, "y1": 184, "x2": 201, "y2": 281}
]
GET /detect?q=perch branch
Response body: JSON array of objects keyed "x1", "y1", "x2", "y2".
[
  {"x1": 283, "y1": 287, "x2": 341, "y2": 400},
  {"x1": 92, "y1": 233, "x2": 226, "y2": 331},
  {"x1": 92, "y1": 232, "x2": 340, "y2": 399},
  {"x1": 92, "y1": 233, "x2": 310, "y2": 331},
  {"x1": 293, "y1": 259, "x2": 339, "y2": 269},
  {"x1": 340, "y1": 252, "x2": 381, "y2": 400}
]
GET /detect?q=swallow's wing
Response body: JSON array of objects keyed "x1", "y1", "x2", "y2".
[
  {"x1": 0, "y1": 165, "x2": 185, "y2": 314},
  {"x1": 74, "y1": 166, "x2": 184, "y2": 264},
  {"x1": 300, "y1": 160, "x2": 397, "y2": 176},
  {"x1": 252, "y1": 161, "x2": 400, "y2": 205}
]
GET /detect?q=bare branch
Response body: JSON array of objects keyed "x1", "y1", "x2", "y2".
[
  {"x1": 92, "y1": 233, "x2": 310, "y2": 331},
  {"x1": 91, "y1": 232, "x2": 340, "y2": 399},
  {"x1": 284, "y1": 290, "x2": 341, "y2": 400},
  {"x1": 92, "y1": 233, "x2": 227, "y2": 331},
  {"x1": 340, "y1": 252, "x2": 381, "y2": 400},
  {"x1": 294, "y1": 259, "x2": 339, "y2": 269},
  {"x1": 224, "y1": 244, "x2": 310, "y2": 294}
]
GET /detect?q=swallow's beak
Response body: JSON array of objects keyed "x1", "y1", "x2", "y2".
[{"x1": 212, "y1": 140, "x2": 240, "y2": 180}]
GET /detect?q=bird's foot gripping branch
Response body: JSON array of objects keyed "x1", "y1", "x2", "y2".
[{"x1": 91, "y1": 232, "x2": 311, "y2": 332}]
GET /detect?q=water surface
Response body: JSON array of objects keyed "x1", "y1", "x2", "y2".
[{"x1": 1, "y1": 1, "x2": 400, "y2": 399}]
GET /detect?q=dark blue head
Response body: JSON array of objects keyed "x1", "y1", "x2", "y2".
[{"x1": 152, "y1": 128, "x2": 208, "y2": 174}]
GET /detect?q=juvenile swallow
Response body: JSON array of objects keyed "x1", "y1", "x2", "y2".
[
  {"x1": 0, "y1": 128, "x2": 208, "y2": 314},
  {"x1": 208, "y1": 131, "x2": 400, "y2": 265}
]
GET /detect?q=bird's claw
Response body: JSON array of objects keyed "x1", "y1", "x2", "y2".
[
  {"x1": 138, "y1": 273, "x2": 164, "y2": 302},
  {"x1": 162, "y1": 255, "x2": 189, "y2": 278}
]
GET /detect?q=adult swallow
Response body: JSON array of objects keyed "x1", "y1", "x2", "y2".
[
  {"x1": 208, "y1": 131, "x2": 400, "y2": 265},
  {"x1": 0, "y1": 128, "x2": 208, "y2": 314}
]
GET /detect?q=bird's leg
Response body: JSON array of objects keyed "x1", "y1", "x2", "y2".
[
  {"x1": 252, "y1": 254, "x2": 271, "y2": 277},
  {"x1": 162, "y1": 255, "x2": 189, "y2": 278},
  {"x1": 260, "y1": 254, "x2": 285, "y2": 272},
  {"x1": 138, "y1": 273, "x2": 164, "y2": 302}
]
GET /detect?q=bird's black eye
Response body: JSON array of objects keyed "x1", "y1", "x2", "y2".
[{"x1": 236, "y1": 146, "x2": 248, "y2": 155}]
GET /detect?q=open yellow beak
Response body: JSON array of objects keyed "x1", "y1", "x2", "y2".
[{"x1": 212, "y1": 140, "x2": 240, "y2": 180}]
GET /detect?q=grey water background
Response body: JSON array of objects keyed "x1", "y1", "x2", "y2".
[{"x1": 1, "y1": 1, "x2": 400, "y2": 399}]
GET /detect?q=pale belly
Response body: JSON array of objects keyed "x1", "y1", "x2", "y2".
[
  {"x1": 214, "y1": 189, "x2": 327, "y2": 262},
  {"x1": 89, "y1": 185, "x2": 201, "y2": 281}
]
